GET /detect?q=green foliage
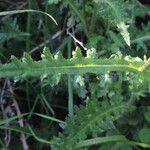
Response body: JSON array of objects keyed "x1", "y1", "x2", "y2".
[
  {"x1": 138, "y1": 128, "x2": 150, "y2": 144},
  {"x1": 131, "y1": 22, "x2": 150, "y2": 52},
  {"x1": 48, "y1": 0, "x2": 61, "y2": 5},
  {"x1": 144, "y1": 106, "x2": 150, "y2": 123},
  {"x1": 0, "y1": 0, "x2": 150, "y2": 149},
  {"x1": 52, "y1": 99, "x2": 130, "y2": 149},
  {"x1": 0, "y1": 19, "x2": 29, "y2": 42},
  {"x1": 94, "y1": 0, "x2": 131, "y2": 46}
]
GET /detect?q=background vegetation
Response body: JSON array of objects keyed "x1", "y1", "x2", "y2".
[{"x1": 0, "y1": 0, "x2": 150, "y2": 149}]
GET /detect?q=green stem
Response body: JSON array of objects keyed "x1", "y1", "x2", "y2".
[
  {"x1": 67, "y1": 39, "x2": 74, "y2": 117},
  {"x1": 26, "y1": 0, "x2": 32, "y2": 52},
  {"x1": 139, "y1": 57, "x2": 150, "y2": 72},
  {"x1": 25, "y1": 1, "x2": 32, "y2": 123},
  {"x1": 0, "y1": 138, "x2": 5, "y2": 148},
  {"x1": 89, "y1": 3, "x2": 98, "y2": 33},
  {"x1": 28, "y1": 125, "x2": 55, "y2": 145},
  {"x1": 44, "y1": 0, "x2": 49, "y2": 40},
  {"x1": 25, "y1": 79, "x2": 30, "y2": 110}
]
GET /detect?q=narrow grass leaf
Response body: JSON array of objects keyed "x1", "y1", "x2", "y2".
[{"x1": 0, "y1": 9, "x2": 57, "y2": 25}]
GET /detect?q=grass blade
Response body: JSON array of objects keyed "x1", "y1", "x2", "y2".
[
  {"x1": 33, "y1": 113, "x2": 66, "y2": 125},
  {"x1": 0, "y1": 9, "x2": 57, "y2": 25},
  {"x1": 0, "y1": 113, "x2": 28, "y2": 126}
]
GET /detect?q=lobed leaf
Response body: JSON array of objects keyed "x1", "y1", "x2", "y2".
[{"x1": 0, "y1": 47, "x2": 148, "y2": 79}]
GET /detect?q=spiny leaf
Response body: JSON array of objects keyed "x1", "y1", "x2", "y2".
[
  {"x1": 22, "y1": 52, "x2": 33, "y2": 64},
  {"x1": 52, "y1": 99, "x2": 130, "y2": 150},
  {"x1": 11, "y1": 55, "x2": 21, "y2": 66},
  {"x1": 54, "y1": 51, "x2": 65, "y2": 61},
  {"x1": 72, "y1": 47, "x2": 83, "y2": 59},
  {"x1": 117, "y1": 22, "x2": 130, "y2": 46},
  {"x1": 42, "y1": 47, "x2": 53, "y2": 61},
  {"x1": 0, "y1": 19, "x2": 29, "y2": 42},
  {"x1": 94, "y1": 0, "x2": 131, "y2": 46},
  {"x1": 0, "y1": 48, "x2": 149, "y2": 79},
  {"x1": 86, "y1": 48, "x2": 97, "y2": 59}
]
